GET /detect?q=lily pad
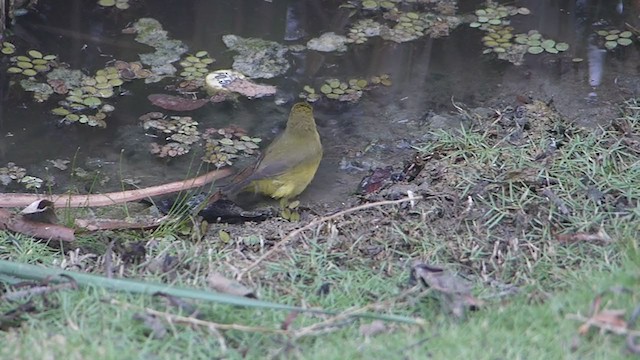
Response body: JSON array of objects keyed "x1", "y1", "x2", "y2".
[
  {"x1": 527, "y1": 46, "x2": 544, "y2": 54},
  {"x1": 541, "y1": 39, "x2": 556, "y2": 49},
  {"x1": 555, "y1": 42, "x2": 569, "y2": 51},
  {"x1": 17, "y1": 61, "x2": 33, "y2": 69},
  {"x1": 617, "y1": 38, "x2": 633, "y2": 46},
  {"x1": 28, "y1": 50, "x2": 43, "y2": 58},
  {"x1": 83, "y1": 97, "x2": 102, "y2": 107},
  {"x1": 605, "y1": 41, "x2": 618, "y2": 50},
  {"x1": 362, "y1": 0, "x2": 378, "y2": 10},
  {"x1": 51, "y1": 107, "x2": 70, "y2": 116},
  {"x1": 98, "y1": 0, "x2": 116, "y2": 6}
]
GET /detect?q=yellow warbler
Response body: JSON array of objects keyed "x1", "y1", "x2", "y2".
[{"x1": 225, "y1": 102, "x2": 322, "y2": 200}]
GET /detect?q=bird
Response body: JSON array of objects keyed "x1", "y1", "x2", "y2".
[{"x1": 224, "y1": 102, "x2": 322, "y2": 201}]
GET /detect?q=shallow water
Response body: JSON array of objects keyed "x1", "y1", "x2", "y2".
[{"x1": 0, "y1": 0, "x2": 639, "y2": 205}]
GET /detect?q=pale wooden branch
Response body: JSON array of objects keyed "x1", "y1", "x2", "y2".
[{"x1": 0, "y1": 168, "x2": 231, "y2": 208}]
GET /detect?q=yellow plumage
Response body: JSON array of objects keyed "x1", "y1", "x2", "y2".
[{"x1": 225, "y1": 102, "x2": 322, "y2": 200}]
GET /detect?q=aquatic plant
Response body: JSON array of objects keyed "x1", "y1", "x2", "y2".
[
  {"x1": 7, "y1": 49, "x2": 57, "y2": 77},
  {"x1": 595, "y1": 29, "x2": 634, "y2": 50},
  {"x1": 222, "y1": 35, "x2": 290, "y2": 79},
  {"x1": 1, "y1": 41, "x2": 16, "y2": 54},
  {"x1": 48, "y1": 65, "x2": 130, "y2": 127},
  {"x1": 478, "y1": 26, "x2": 569, "y2": 64},
  {"x1": 97, "y1": 0, "x2": 130, "y2": 10},
  {"x1": 122, "y1": 18, "x2": 188, "y2": 82},
  {"x1": 0, "y1": 163, "x2": 26, "y2": 186},
  {"x1": 342, "y1": 0, "x2": 461, "y2": 45},
  {"x1": 140, "y1": 112, "x2": 200, "y2": 159},
  {"x1": 299, "y1": 75, "x2": 391, "y2": 103},
  {"x1": 178, "y1": 51, "x2": 216, "y2": 81},
  {"x1": 202, "y1": 127, "x2": 262, "y2": 168},
  {"x1": 0, "y1": 162, "x2": 43, "y2": 190}
]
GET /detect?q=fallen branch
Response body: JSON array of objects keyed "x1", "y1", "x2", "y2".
[
  {"x1": 0, "y1": 208, "x2": 75, "y2": 242},
  {"x1": 0, "y1": 168, "x2": 232, "y2": 208},
  {"x1": 74, "y1": 216, "x2": 169, "y2": 231},
  {"x1": 237, "y1": 195, "x2": 422, "y2": 280}
]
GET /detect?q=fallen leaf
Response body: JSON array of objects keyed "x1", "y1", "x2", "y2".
[
  {"x1": 556, "y1": 227, "x2": 612, "y2": 244},
  {"x1": 224, "y1": 78, "x2": 276, "y2": 98},
  {"x1": 578, "y1": 309, "x2": 627, "y2": 335},
  {"x1": 148, "y1": 94, "x2": 209, "y2": 111},
  {"x1": 20, "y1": 199, "x2": 58, "y2": 224},
  {"x1": 412, "y1": 262, "x2": 482, "y2": 318},
  {"x1": 48, "y1": 159, "x2": 70, "y2": 170},
  {"x1": 207, "y1": 272, "x2": 256, "y2": 298}
]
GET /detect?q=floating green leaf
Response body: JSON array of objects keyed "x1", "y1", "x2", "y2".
[
  {"x1": 527, "y1": 46, "x2": 544, "y2": 54},
  {"x1": 83, "y1": 97, "x2": 102, "y2": 107},
  {"x1": 320, "y1": 84, "x2": 332, "y2": 94},
  {"x1": 617, "y1": 38, "x2": 633, "y2": 46},
  {"x1": 17, "y1": 61, "x2": 33, "y2": 69},
  {"x1": 98, "y1": 0, "x2": 116, "y2": 6},
  {"x1": 541, "y1": 39, "x2": 556, "y2": 49},
  {"x1": 605, "y1": 41, "x2": 618, "y2": 49},
  {"x1": 51, "y1": 107, "x2": 70, "y2": 116},
  {"x1": 28, "y1": 50, "x2": 43, "y2": 59}
]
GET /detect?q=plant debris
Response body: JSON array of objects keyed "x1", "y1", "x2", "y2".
[
  {"x1": 148, "y1": 94, "x2": 209, "y2": 111},
  {"x1": 222, "y1": 34, "x2": 289, "y2": 79},
  {"x1": 123, "y1": 18, "x2": 188, "y2": 82}
]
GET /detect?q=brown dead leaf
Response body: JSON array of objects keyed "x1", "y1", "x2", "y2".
[
  {"x1": 207, "y1": 272, "x2": 256, "y2": 298},
  {"x1": 148, "y1": 94, "x2": 209, "y2": 111},
  {"x1": 412, "y1": 262, "x2": 482, "y2": 318},
  {"x1": 21, "y1": 199, "x2": 58, "y2": 224},
  {"x1": 578, "y1": 309, "x2": 627, "y2": 335},
  {"x1": 224, "y1": 78, "x2": 276, "y2": 98},
  {"x1": 578, "y1": 294, "x2": 628, "y2": 335},
  {"x1": 556, "y1": 227, "x2": 612, "y2": 244}
]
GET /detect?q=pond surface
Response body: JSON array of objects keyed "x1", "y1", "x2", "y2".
[{"x1": 0, "y1": 0, "x2": 639, "y2": 206}]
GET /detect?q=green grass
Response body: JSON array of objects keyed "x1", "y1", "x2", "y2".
[{"x1": 1, "y1": 99, "x2": 640, "y2": 358}]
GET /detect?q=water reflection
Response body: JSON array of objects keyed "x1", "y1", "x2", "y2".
[{"x1": 0, "y1": 0, "x2": 638, "y2": 201}]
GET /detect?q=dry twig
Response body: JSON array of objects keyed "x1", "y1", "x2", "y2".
[
  {"x1": 110, "y1": 299, "x2": 289, "y2": 334},
  {"x1": 237, "y1": 196, "x2": 422, "y2": 280}
]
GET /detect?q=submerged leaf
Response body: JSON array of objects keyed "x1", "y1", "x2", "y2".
[{"x1": 148, "y1": 94, "x2": 209, "y2": 111}]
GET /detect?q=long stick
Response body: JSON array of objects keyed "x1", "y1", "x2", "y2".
[{"x1": 0, "y1": 168, "x2": 232, "y2": 208}]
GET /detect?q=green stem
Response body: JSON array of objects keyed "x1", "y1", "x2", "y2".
[{"x1": 0, "y1": 260, "x2": 423, "y2": 325}]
